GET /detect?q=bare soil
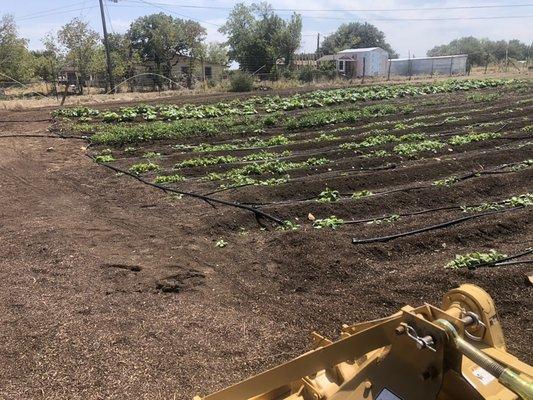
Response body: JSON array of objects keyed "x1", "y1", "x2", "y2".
[{"x1": 0, "y1": 82, "x2": 531, "y2": 400}]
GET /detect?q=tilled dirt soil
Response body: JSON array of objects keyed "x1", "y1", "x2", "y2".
[{"x1": 0, "y1": 85, "x2": 532, "y2": 400}]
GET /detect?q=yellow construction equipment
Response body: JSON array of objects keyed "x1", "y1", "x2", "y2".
[{"x1": 195, "y1": 284, "x2": 532, "y2": 400}]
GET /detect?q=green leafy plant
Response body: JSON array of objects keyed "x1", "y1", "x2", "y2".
[
  {"x1": 448, "y1": 132, "x2": 501, "y2": 146},
  {"x1": 445, "y1": 249, "x2": 506, "y2": 269},
  {"x1": 154, "y1": 174, "x2": 185, "y2": 184},
  {"x1": 352, "y1": 190, "x2": 373, "y2": 199},
  {"x1": 128, "y1": 162, "x2": 160, "y2": 175},
  {"x1": 102, "y1": 112, "x2": 121, "y2": 123},
  {"x1": 278, "y1": 220, "x2": 300, "y2": 231},
  {"x1": 215, "y1": 239, "x2": 228, "y2": 248},
  {"x1": 142, "y1": 151, "x2": 161, "y2": 159},
  {"x1": 433, "y1": 176, "x2": 460, "y2": 186},
  {"x1": 316, "y1": 188, "x2": 340, "y2": 203},
  {"x1": 314, "y1": 133, "x2": 340, "y2": 142},
  {"x1": 393, "y1": 140, "x2": 444, "y2": 157},
  {"x1": 176, "y1": 155, "x2": 238, "y2": 168},
  {"x1": 313, "y1": 216, "x2": 344, "y2": 229},
  {"x1": 94, "y1": 154, "x2": 115, "y2": 163},
  {"x1": 467, "y1": 93, "x2": 500, "y2": 103},
  {"x1": 504, "y1": 193, "x2": 533, "y2": 207}
]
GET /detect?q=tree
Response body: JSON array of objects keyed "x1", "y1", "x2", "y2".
[
  {"x1": 319, "y1": 22, "x2": 398, "y2": 58},
  {"x1": 57, "y1": 18, "x2": 100, "y2": 93},
  {"x1": 0, "y1": 15, "x2": 33, "y2": 82},
  {"x1": 219, "y1": 2, "x2": 302, "y2": 73},
  {"x1": 275, "y1": 13, "x2": 302, "y2": 67},
  {"x1": 31, "y1": 33, "x2": 62, "y2": 94},
  {"x1": 427, "y1": 37, "x2": 530, "y2": 67},
  {"x1": 202, "y1": 42, "x2": 229, "y2": 67},
  {"x1": 127, "y1": 13, "x2": 205, "y2": 88}
]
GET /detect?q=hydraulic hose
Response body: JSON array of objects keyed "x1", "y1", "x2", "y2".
[{"x1": 436, "y1": 319, "x2": 533, "y2": 399}]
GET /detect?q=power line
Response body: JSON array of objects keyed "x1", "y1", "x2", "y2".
[
  {"x1": 104, "y1": 0, "x2": 116, "y2": 34},
  {"x1": 122, "y1": 0, "x2": 533, "y2": 13},
  {"x1": 16, "y1": 6, "x2": 99, "y2": 22},
  {"x1": 300, "y1": 14, "x2": 533, "y2": 22},
  {"x1": 15, "y1": 1, "x2": 88, "y2": 19},
  {"x1": 133, "y1": 0, "x2": 222, "y2": 26}
]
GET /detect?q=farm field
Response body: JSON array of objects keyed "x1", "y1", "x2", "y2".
[{"x1": 0, "y1": 77, "x2": 532, "y2": 399}]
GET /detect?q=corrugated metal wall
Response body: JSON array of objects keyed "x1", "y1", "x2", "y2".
[{"x1": 389, "y1": 55, "x2": 467, "y2": 76}]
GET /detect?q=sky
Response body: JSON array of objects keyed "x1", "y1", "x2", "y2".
[{"x1": 4, "y1": 0, "x2": 533, "y2": 59}]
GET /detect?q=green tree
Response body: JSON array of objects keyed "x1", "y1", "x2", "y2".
[
  {"x1": 219, "y1": 2, "x2": 302, "y2": 73},
  {"x1": 202, "y1": 42, "x2": 229, "y2": 67},
  {"x1": 319, "y1": 22, "x2": 398, "y2": 58},
  {"x1": 0, "y1": 15, "x2": 33, "y2": 82},
  {"x1": 427, "y1": 37, "x2": 530, "y2": 67},
  {"x1": 57, "y1": 18, "x2": 100, "y2": 93},
  {"x1": 127, "y1": 13, "x2": 205, "y2": 88}
]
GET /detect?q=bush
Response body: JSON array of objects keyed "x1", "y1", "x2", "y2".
[
  {"x1": 230, "y1": 71, "x2": 254, "y2": 92},
  {"x1": 298, "y1": 66, "x2": 316, "y2": 83}
]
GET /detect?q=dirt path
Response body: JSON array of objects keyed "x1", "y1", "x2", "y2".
[{"x1": 0, "y1": 107, "x2": 531, "y2": 400}]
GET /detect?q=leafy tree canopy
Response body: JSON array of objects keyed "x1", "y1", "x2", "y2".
[
  {"x1": 57, "y1": 18, "x2": 100, "y2": 90},
  {"x1": 219, "y1": 2, "x2": 302, "y2": 73},
  {"x1": 319, "y1": 22, "x2": 398, "y2": 58},
  {"x1": 427, "y1": 36, "x2": 530, "y2": 66},
  {"x1": 201, "y1": 42, "x2": 230, "y2": 67},
  {"x1": 127, "y1": 13, "x2": 205, "y2": 79},
  {"x1": 0, "y1": 15, "x2": 33, "y2": 82}
]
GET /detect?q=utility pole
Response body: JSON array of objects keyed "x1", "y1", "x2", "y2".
[
  {"x1": 99, "y1": 0, "x2": 115, "y2": 93},
  {"x1": 316, "y1": 33, "x2": 320, "y2": 54}
]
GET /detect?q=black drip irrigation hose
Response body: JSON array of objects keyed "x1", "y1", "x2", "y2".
[
  {"x1": 351, "y1": 207, "x2": 523, "y2": 244},
  {"x1": 468, "y1": 248, "x2": 533, "y2": 270},
  {"x1": 343, "y1": 206, "x2": 460, "y2": 225},
  {"x1": 87, "y1": 155, "x2": 284, "y2": 226}
]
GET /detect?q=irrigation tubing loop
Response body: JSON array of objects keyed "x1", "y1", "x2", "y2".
[{"x1": 88, "y1": 155, "x2": 284, "y2": 226}]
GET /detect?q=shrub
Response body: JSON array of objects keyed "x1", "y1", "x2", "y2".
[
  {"x1": 230, "y1": 71, "x2": 254, "y2": 92},
  {"x1": 298, "y1": 66, "x2": 315, "y2": 83}
]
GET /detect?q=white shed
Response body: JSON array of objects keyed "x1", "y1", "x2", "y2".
[{"x1": 335, "y1": 47, "x2": 389, "y2": 77}]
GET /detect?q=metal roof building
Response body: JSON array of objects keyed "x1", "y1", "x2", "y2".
[{"x1": 388, "y1": 54, "x2": 468, "y2": 76}]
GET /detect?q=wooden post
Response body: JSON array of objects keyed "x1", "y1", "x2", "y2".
[
  {"x1": 430, "y1": 59, "x2": 435, "y2": 77},
  {"x1": 361, "y1": 57, "x2": 366, "y2": 84},
  {"x1": 60, "y1": 83, "x2": 69, "y2": 106},
  {"x1": 408, "y1": 58, "x2": 412, "y2": 81},
  {"x1": 387, "y1": 59, "x2": 391, "y2": 81},
  {"x1": 449, "y1": 57, "x2": 453, "y2": 76}
]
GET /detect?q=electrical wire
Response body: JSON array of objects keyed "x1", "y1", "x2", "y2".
[
  {"x1": 121, "y1": 0, "x2": 533, "y2": 13},
  {"x1": 133, "y1": 0, "x2": 222, "y2": 27}
]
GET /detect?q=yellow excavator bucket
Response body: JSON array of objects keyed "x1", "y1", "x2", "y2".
[{"x1": 195, "y1": 284, "x2": 532, "y2": 400}]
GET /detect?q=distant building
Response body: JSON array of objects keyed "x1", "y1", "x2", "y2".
[
  {"x1": 388, "y1": 54, "x2": 468, "y2": 76},
  {"x1": 318, "y1": 47, "x2": 389, "y2": 77},
  {"x1": 135, "y1": 55, "x2": 227, "y2": 88}
]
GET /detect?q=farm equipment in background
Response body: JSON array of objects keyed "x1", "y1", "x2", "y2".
[{"x1": 195, "y1": 284, "x2": 532, "y2": 400}]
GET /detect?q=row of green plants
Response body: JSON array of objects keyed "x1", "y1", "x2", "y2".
[
  {"x1": 85, "y1": 102, "x2": 413, "y2": 145},
  {"x1": 53, "y1": 78, "x2": 517, "y2": 123},
  {"x1": 203, "y1": 157, "x2": 329, "y2": 187}
]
